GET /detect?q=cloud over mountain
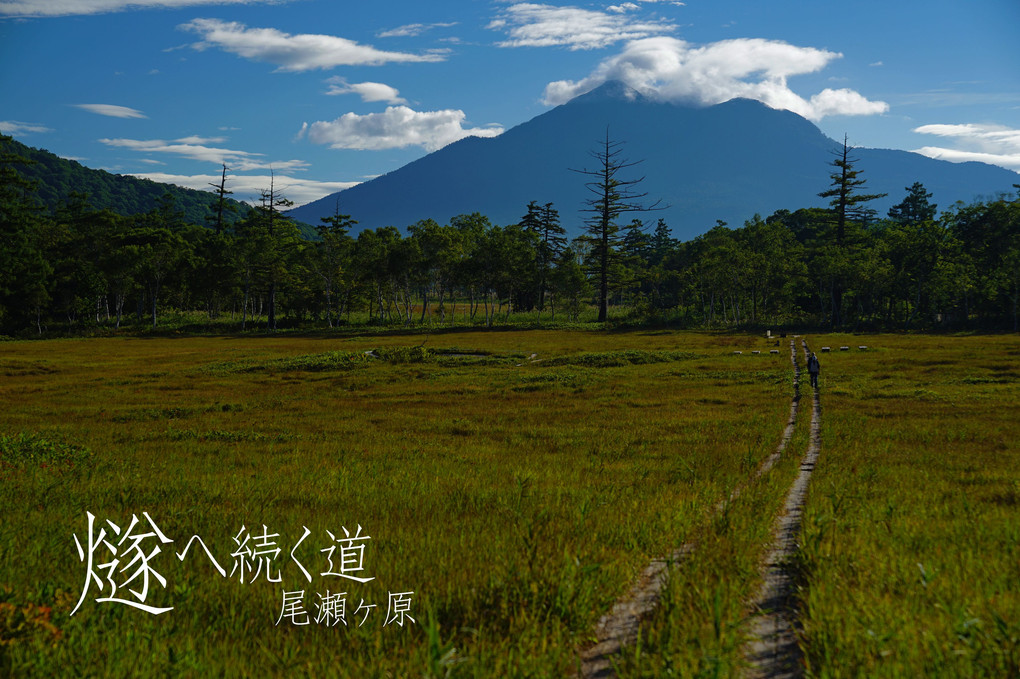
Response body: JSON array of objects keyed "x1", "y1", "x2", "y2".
[
  {"x1": 913, "y1": 123, "x2": 1020, "y2": 171},
  {"x1": 543, "y1": 36, "x2": 888, "y2": 121}
]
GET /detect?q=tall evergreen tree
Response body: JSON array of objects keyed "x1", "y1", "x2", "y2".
[
  {"x1": 572, "y1": 131, "x2": 662, "y2": 322},
  {"x1": 817, "y1": 135, "x2": 886, "y2": 326},
  {"x1": 314, "y1": 198, "x2": 356, "y2": 327},
  {"x1": 818, "y1": 135, "x2": 887, "y2": 245},
  {"x1": 257, "y1": 171, "x2": 295, "y2": 331},
  {"x1": 651, "y1": 218, "x2": 675, "y2": 265},
  {"x1": 888, "y1": 182, "x2": 937, "y2": 224},
  {"x1": 519, "y1": 200, "x2": 542, "y2": 233},
  {"x1": 521, "y1": 201, "x2": 567, "y2": 311}
]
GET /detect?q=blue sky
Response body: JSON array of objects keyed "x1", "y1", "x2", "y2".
[{"x1": 2, "y1": 0, "x2": 1018, "y2": 208}]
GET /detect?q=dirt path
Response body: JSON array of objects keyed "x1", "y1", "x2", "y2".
[
  {"x1": 741, "y1": 339, "x2": 821, "y2": 678},
  {"x1": 578, "y1": 340, "x2": 801, "y2": 679}
]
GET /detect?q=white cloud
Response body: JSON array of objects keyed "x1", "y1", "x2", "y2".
[
  {"x1": 542, "y1": 36, "x2": 889, "y2": 121},
  {"x1": 0, "y1": 0, "x2": 282, "y2": 17},
  {"x1": 805, "y1": 88, "x2": 889, "y2": 120},
  {"x1": 179, "y1": 18, "x2": 445, "y2": 72},
  {"x1": 129, "y1": 171, "x2": 358, "y2": 207},
  {"x1": 304, "y1": 106, "x2": 503, "y2": 152},
  {"x1": 99, "y1": 136, "x2": 308, "y2": 171},
  {"x1": 377, "y1": 22, "x2": 458, "y2": 39},
  {"x1": 175, "y1": 134, "x2": 227, "y2": 144},
  {"x1": 0, "y1": 120, "x2": 52, "y2": 135},
  {"x1": 488, "y1": 2, "x2": 675, "y2": 50},
  {"x1": 607, "y1": 3, "x2": 639, "y2": 13},
  {"x1": 912, "y1": 123, "x2": 1020, "y2": 172},
  {"x1": 73, "y1": 103, "x2": 147, "y2": 118},
  {"x1": 911, "y1": 147, "x2": 1020, "y2": 172},
  {"x1": 324, "y1": 78, "x2": 407, "y2": 104},
  {"x1": 913, "y1": 123, "x2": 1020, "y2": 151}
]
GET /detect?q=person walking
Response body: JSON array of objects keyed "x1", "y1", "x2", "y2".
[{"x1": 807, "y1": 352, "x2": 820, "y2": 389}]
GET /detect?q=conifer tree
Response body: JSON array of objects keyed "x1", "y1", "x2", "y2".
[
  {"x1": 573, "y1": 131, "x2": 662, "y2": 322},
  {"x1": 818, "y1": 135, "x2": 887, "y2": 244},
  {"x1": 817, "y1": 135, "x2": 886, "y2": 326}
]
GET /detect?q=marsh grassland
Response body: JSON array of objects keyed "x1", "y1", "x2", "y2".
[{"x1": 0, "y1": 330, "x2": 1017, "y2": 677}]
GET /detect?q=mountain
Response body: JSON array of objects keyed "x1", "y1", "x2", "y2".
[
  {"x1": 288, "y1": 81, "x2": 1019, "y2": 240},
  {"x1": 1, "y1": 135, "x2": 251, "y2": 228}
]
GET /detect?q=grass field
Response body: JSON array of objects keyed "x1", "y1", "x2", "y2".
[
  {"x1": 0, "y1": 329, "x2": 1017, "y2": 677},
  {"x1": 795, "y1": 334, "x2": 1020, "y2": 678}
]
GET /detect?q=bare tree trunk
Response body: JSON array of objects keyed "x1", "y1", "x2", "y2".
[
  {"x1": 241, "y1": 282, "x2": 249, "y2": 331},
  {"x1": 150, "y1": 282, "x2": 159, "y2": 330}
]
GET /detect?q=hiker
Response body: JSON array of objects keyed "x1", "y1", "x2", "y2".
[{"x1": 807, "y1": 352, "x2": 820, "y2": 389}]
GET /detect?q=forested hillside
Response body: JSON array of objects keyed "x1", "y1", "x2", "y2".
[
  {"x1": 1, "y1": 133, "x2": 1018, "y2": 336},
  {"x1": 0, "y1": 135, "x2": 250, "y2": 228}
]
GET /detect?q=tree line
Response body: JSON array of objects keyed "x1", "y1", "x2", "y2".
[{"x1": 1, "y1": 133, "x2": 1018, "y2": 335}]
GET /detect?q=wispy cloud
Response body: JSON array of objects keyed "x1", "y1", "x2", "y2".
[
  {"x1": 542, "y1": 36, "x2": 889, "y2": 121},
  {"x1": 377, "y1": 21, "x2": 458, "y2": 39},
  {"x1": 73, "y1": 103, "x2": 147, "y2": 118},
  {"x1": 301, "y1": 106, "x2": 503, "y2": 152},
  {"x1": 0, "y1": 120, "x2": 52, "y2": 135},
  {"x1": 913, "y1": 123, "x2": 1020, "y2": 172},
  {"x1": 608, "y1": 0, "x2": 686, "y2": 14},
  {"x1": 99, "y1": 136, "x2": 308, "y2": 171},
  {"x1": 324, "y1": 78, "x2": 407, "y2": 104},
  {"x1": 0, "y1": 0, "x2": 285, "y2": 18},
  {"x1": 488, "y1": 2, "x2": 675, "y2": 50},
  {"x1": 179, "y1": 18, "x2": 446, "y2": 72},
  {"x1": 129, "y1": 171, "x2": 358, "y2": 207},
  {"x1": 174, "y1": 134, "x2": 227, "y2": 144},
  {"x1": 894, "y1": 90, "x2": 1020, "y2": 109}
]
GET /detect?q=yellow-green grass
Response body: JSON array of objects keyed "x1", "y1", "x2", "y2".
[
  {"x1": 0, "y1": 330, "x2": 792, "y2": 677},
  {"x1": 611, "y1": 343, "x2": 811, "y2": 678},
  {"x1": 794, "y1": 334, "x2": 1020, "y2": 678},
  {"x1": 599, "y1": 335, "x2": 1020, "y2": 678}
]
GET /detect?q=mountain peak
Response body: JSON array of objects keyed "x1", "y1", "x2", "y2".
[
  {"x1": 288, "y1": 87, "x2": 1020, "y2": 240},
  {"x1": 567, "y1": 80, "x2": 647, "y2": 105}
]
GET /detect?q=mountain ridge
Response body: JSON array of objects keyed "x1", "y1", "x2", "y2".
[
  {"x1": 289, "y1": 81, "x2": 1018, "y2": 239},
  {"x1": 0, "y1": 134, "x2": 254, "y2": 228}
]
